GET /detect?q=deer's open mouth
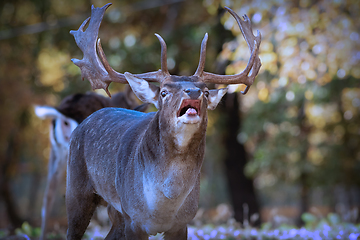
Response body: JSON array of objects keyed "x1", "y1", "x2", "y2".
[{"x1": 177, "y1": 99, "x2": 201, "y2": 118}]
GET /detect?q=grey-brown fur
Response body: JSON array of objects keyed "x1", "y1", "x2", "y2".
[{"x1": 66, "y1": 75, "x2": 227, "y2": 239}]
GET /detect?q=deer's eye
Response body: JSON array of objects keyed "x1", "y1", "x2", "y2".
[
  {"x1": 204, "y1": 90, "x2": 209, "y2": 98},
  {"x1": 161, "y1": 90, "x2": 168, "y2": 98}
]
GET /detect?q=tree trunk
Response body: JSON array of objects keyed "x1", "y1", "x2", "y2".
[
  {"x1": 296, "y1": 100, "x2": 310, "y2": 226},
  {"x1": 297, "y1": 172, "x2": 309, "y2": 226},
  {"x1": 0, "y1": 132, "x2": 23, "y2": 230},
  {"x1": 220, "y1": 92, "x2": 261, "y2": 226}
]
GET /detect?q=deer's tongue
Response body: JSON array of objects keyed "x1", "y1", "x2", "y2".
[
  {"x1": 178, "y1": 99, "x2": 201, "y2": 117},
  {"x1": 186, "y1": 108, "x2": 197, "y2": 116}
]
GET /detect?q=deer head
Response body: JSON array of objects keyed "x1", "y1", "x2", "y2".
[{"x1": 66, "y1": 3, "x2": 261, "y2": 239}]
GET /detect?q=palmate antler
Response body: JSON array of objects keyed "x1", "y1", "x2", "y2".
[
  {"x1": 70, "y1": 3, "x2": 169, "y2": 97},
  {"x1": 70, "y1": 4, "x2": 261, "y2": 96}
]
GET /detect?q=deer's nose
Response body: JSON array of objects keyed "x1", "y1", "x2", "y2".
[{"x1": 184, "y1": 88, "x2": 201, "y2": 99}]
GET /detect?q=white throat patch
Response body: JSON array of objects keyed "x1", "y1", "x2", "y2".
[{"x1": 173, "y1": 122, "x2": 199, "y2": 148}]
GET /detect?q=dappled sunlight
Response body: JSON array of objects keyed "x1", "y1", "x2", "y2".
[
  {"x1": 219, "y1": 0, "x2": 359, "y2": 99},
  {"x1": 222, "y1": 1, "x2": 360, "y2": 207},
  {"x1": 37, "y1": 48, "x2": 70, "y2": 92}
]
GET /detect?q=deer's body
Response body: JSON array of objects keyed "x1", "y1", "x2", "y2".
[
  {"x1": 66, "y1": 3, "x2": 261, "y2": 239},
  {"x1": 67, "y1": 78, "x2": 216, "y2": 239},
  {"x1": 68, "y1": 106, "x2": 203, "y2": 236}
]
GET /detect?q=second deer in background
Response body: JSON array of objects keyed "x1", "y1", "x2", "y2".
[{"x1": 35, "y1": 87, "x2": 147, "y2": 240}]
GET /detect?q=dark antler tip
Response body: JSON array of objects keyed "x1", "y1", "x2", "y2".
[
  {"x1": 71, "y1": 58, "x2": 81, "y2": 66},
  {"x1": 201, "y1": 33, "x2": 209, "y2": 47},
  {"x1": 78, "y1": 17, "x2": 90, "y2": 32},
  {"x1": 104, "y1": 3, "x2": 112, "y2": 9},
  {"x1": 154, "y1": 33, "x2": 165, "y2": 43},
  {"x1": 257, "y1": 30, "x2": 262, "y2": 38},
  {"x1": 241, "y1": 86, "x2": 250, "y2": 95},
  {"x1": 105, "y1": 87, "x2": 112, "y2": 98},
  {"x1": 224, "y1": 6, "x2": 236, "y2": 15}
]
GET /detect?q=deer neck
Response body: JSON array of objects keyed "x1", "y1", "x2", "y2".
[{"x1": 141, "y1": 111, "x2": 206, "y2": 199}]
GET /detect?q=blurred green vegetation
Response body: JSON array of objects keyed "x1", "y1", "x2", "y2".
[
  {"x1": 220, "y1": 0, "x2": 360, "y2": 222},
  {"x1": 0, "y1": 0, "x2": 359, "y2": 234}
]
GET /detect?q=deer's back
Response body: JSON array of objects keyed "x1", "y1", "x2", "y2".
[
  {"x1": 71, "y1": 107, "x2": 154, "y2": 155},
  {"x1": 69, "y1": 107, "x2": 154, "y2": 180}
]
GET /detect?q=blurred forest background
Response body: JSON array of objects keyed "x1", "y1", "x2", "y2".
[{"x1": 0, "y1": 0, "x2": 359, "y2": 234}]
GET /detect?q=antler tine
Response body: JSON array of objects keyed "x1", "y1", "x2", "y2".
[
  {"x1": 71, "y1": 3, "x2": 165, "y2": 97},
  {"x1": 70, "y1": 3, "x2": 117, "y2": 96},
  {"x1": 155, "y1": 34, "x2": 170, "y2": 77},
  {"x1": 194, "y1": 33, "x2": 208, "y2": 78},
  {"x1": 201, "y1": 7, "x2": 262, "y2": 95},
  {"x1": 77, "y1": 17, "x2": 91, "y2": 32},
  {"x1": 96, "y1": 38, "x2": 122, "y2": 97}
]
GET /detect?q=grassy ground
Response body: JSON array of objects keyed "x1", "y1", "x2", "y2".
[{"x1": 2, "y1": 209, "x2": 360, "y2": 240}]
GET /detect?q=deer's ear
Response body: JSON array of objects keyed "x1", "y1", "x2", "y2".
[
  {"x1": 207, "y1": 88, "x2": 228, "y2": 110},
  {"x1": 124, "y1": 72, "x2": 160, "y2": 109}
]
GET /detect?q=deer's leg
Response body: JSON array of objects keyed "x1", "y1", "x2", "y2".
[
  {"x1": 66, "y1": 187, "x2": 101, "y2": 240},
  {"x1": 122, "y1": 215, "x2": 148, "y2": 240},
  {"x1": 66, "y1": 153, "x2": 101, "y2": 239},
  {"x1": 105, "y1": 205, "x2": 125, "y2": 240},
  {"x1": 40, "y1": 170, "x2": 63, "y2": 239},
  {"x1": 40, "y1": 164, "x2": 56, "y2": 239},
  {"x1": 106, "y1": 205, "x2": 147, "y2": 240},
  {"x1": 40, "y1": 148, "x2": 67, "y2": 240},
  {"x1": 164, "y1": 226, "x2": 187, "y2": 240}
]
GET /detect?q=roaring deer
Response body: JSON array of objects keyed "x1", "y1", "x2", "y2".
[
  {"x1": 35, "y1": 89, "x2": 147, "y2": 240},
  {"x1": 67, "y1": 3, "x2": 261, "y2": 239}
]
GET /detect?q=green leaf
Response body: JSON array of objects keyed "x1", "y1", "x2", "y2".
[
  {"x1": 301, "y1": 213, "x2": 317, "y2": 226},
  {"x1": 21, "y1": 222, "x2": 32, "y2": 236},
  {"x1": 261, "y1": 222, "x2": 272, "y2": 231},
  {"x1": 0, "y1": 230, "x2": 7, "y2": 238},
  {"x1": 32, "y1": 227, "x2": 41, "y2": 237},
  {"x1": 327, "y1": 213, "x2": 341, "y2": 225}
]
